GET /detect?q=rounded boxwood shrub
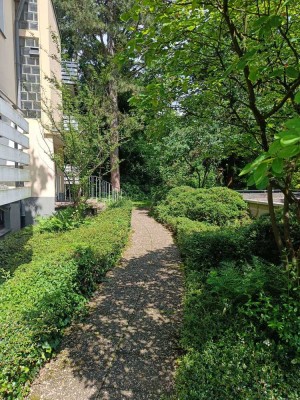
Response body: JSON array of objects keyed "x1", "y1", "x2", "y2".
[{"x1": 155, "y1": 186, "x2": 250, "y2": 226}]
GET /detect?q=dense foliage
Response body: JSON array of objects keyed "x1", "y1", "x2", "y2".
[
  {"x1": 0, "y1": 202, "x2": 131, "y2": 399},
  {"x1": 155, "y1": 188, "x2": 300, "y2": 399},
  {"x1": 154, "y1": 186, "x2": 249, "y2": 226},
  {"x1": 36, "y1": 204, "x2": 90, "y2": 233}
]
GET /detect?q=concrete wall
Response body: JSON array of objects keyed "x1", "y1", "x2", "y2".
[
  {"x1": 20, "y1": 0, "x2": 62, "y2": 217},
  {"x1": 246, "y1": 201, "x2": 282, "y2": 218},
  {"x1": 26, "y1": 119, "x2": 56, "y2": 214},
  {"x1": 24, "y1": 196, "x2": 55, "y2": 224},
  {"x1": 10, "y1": 201, "x2": 22, "y2": 231},
  {"x1": 0, "y1": 0, "x2": 17, "y2": 103}
]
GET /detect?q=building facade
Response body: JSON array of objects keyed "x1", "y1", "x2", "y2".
[{"x1": 0, "y1": 0, "x2": 64, "y2": 234}]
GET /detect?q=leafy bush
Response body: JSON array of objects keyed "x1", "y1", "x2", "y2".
[
  {"x1": 0, "y1": 226, "x2": 35, "y2": 283},
  {"x1": 243, "y1": 212, "x2": 300, "y2": 265},
  {"x1": 242, "y1": 287, "x2": 300, "y2": 361},
  {"x1": 154, "y1": 186, "x2": 300, "y2": 398},
  {"x1": 36, "y1": 203, "x2": 89, "y2": 233},
  {"x1": 181, "y1": 258, "x2": 286, "y2": 350},
  {"x1": 0, "y1": 202, "x2": 131, "y2": 399},
  {"x1": 177, "y1": 334, "x2": 300, "y2": 400},
  {"x1": 179, "y1": 258, "x2": 300, "y2": 399},
  {"x1": 121, "y1": 182, "x2": 148, "y2": 201},
  {"x1": 155, "y1": 186, "x2": 249, "y2": 226},
  {"x1": 177, "y1": 224, "x2": 249, "y2": 270}
]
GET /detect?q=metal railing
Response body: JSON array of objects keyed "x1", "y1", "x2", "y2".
[
  {"x1": 61, "y1": 176, "x2": 122, "y2": 203},
  {"x1": 88, "y1": 176, "x2": 122, "y2": 202}
]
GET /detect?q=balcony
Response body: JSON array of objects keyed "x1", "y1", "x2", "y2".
[
  {"x1": 63, "y1": 115, "x2": 78, "y2": 131},
  {"x1": 0, "y1": 96, "x2": 30, "y2": 207},
  {"x1": 61, "y1": 61, "x2": 78, "y2": 85}
]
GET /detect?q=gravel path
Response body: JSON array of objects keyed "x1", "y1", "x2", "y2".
[{"x1": 29, "y1": 209, "x2": 183, "y2": 400}]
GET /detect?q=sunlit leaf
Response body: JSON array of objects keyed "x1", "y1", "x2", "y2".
[
  {"x1": 278, "y1": 145, "x2": 300, "y2": 158},
  {"x1": 285, "y1": 118, "x2": 300, "y2": 130},
  {"x1": 254, "y1": 162, "x2": 269, "y2": 183},
  {"x1": 268, "y1": 140, "x2": 282, "y2": 155},
  {"x1": 247, "y1": 174, "x2": 255, "y2": 187},
  {"x1": 256, "y1": 176, "x2": 269, "y2": 189},
  {"x1": 295, "y1": 92, "x2": 300, "y2": 104},
  {"x1": 249, "y1": 67, "x2": 259, "y2": 82},
  {"x1": 280, "y1": 136, "x2": 300, "y2": 146},
  {"x1": 271, "y1": 158, "x2": 284, "y2": 174}
]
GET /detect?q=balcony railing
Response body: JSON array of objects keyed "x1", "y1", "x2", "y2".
[
  {"x1": 63, "y1": 115, "x2": 78, "y2": 131},
  {"x1": 61, "y1": 61, "x2": 78, "y2": 85},
  {"x1": 0, "y1": 96, "x2": 30, "y2": 206},
  {"x1": 58, "y1": 175, "x2": 122, "y2": 203}
]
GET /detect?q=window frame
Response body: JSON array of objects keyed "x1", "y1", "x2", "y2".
[{"x1": 0, "y1": 0, "x2": 5, "y2": 37}]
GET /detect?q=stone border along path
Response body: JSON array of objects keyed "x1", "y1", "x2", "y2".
[{"x1": 29, "y1": 209, "x2": 183, "y2": 400}]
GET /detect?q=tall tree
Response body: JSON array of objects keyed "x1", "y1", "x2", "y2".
[
  {"x1": 53, "y1": 0, "x2": 136, "y2": 191},
  {"x1": 126, "y1": 0, "x2": 300, "y2": 267}
]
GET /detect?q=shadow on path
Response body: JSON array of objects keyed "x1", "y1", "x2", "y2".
[{"x1": 29, "y1": 210, "x2": 183, "y2": 400}]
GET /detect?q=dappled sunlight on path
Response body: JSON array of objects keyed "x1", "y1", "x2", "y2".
[{"x1": 29, "y1": 209, "x2": 183, "y2": 400}]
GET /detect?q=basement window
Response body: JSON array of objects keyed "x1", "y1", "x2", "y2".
[
  {"x1": 0, "y1": 209, "x2": 4, "y2": 229},
  {"x1": 0, "y1": 0, "x2": 5, "y2": 37}
]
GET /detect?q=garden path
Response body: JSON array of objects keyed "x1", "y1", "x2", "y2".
[{"x1": 29, "y1": 208, "x2": 183, "y2": 400}]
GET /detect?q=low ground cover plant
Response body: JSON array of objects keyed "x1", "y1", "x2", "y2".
[
  {"x1": 0, "y1": 201, "x2": 132, "y2": 399},
  {"x1": 155, "y1": 187, "x2": 300, "y2": 399},
  {"x1": 36, "y1": 203, "x2": 90, "y2": 233}
]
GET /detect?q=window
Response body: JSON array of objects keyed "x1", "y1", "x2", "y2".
[
  {"x1": 0, "y1": 0, "x2": 4, "y2": 37},
  {"x1": 0, "y1": 209, "x2": 4, "y2": 229}
]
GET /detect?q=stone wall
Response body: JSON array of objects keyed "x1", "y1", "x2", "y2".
[
  {"x1": 20, "y1": 0, "x2": 38, "y2": 30},
  {"x1": 20, "y1": 33, "x2": 41, "y2": 118}
]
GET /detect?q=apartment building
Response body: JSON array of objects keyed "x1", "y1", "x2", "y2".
[{"x1": 0, "y1": 0, "x2": 64, "y2": 234}]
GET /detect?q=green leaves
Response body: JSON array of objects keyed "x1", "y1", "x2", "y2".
[
  {"x1": 252, "y1": 15, "x2": 284, "y2": 37},
  {"x1": 295, "y1": 92, "x2": 300, "y2": 104},
  {"x1": 240, "y1": 116, "x2": 300, "y2": 189},
  {"x1": 248, "y1": 66, "x2": 259, "y2": 83},
  {"x1": 286, "y1": 66, "x2": 299, "y2": 79},
  {"x1": 272, "y1": 158, "x2": 284, "y2": 174}
]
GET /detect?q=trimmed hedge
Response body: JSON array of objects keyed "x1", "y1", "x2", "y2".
[{"x1": 0, "y1": 202, "x2": 132, "y2": 399}]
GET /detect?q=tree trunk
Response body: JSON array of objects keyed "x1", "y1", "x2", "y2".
[
  {"x1": 108, "y1": 77, "x2": 121, "y2": 192},
  {"x1": 267, "y1": 185, "x2": 284, "y2": 255},
  {"x1": 107, "y1": 26, "x2": 121, "y2": 192}
]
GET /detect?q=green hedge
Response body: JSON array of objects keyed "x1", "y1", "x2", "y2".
[
  {"x1": 177, "y1": 260, "x2": 300, "y2": 399},
  {"x1": 0, "y1": 202, "x2": 132, "y2": 399},
  {"x1": 154, "y1": 186, "x2": 250, "y2": 226},
  {"x1": 154, "y1": 187, "x2": 300, "y2": 399}
]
